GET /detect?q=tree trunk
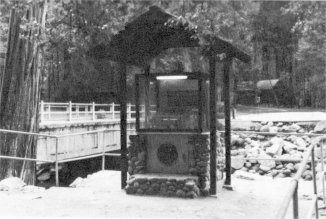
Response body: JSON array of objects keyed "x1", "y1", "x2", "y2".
[{"x1": 0, "y1": 1, "x2": 47, "y2": 184}]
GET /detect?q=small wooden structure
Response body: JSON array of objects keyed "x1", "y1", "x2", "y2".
[{"x1": 91, "y1": 6, "x2": 250, "y2": 194}]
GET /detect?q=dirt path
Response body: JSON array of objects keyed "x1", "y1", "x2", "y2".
[{"x1": 0, "y1": 171, "x2": 318, "y2": 218}]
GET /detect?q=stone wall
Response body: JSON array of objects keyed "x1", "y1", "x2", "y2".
[
  {"x1": 188, "y1": 135, "x2": 210, "y2": 196},
  {"x1": 126, "y1": 133, "x2": 212, "y2": 198},
  {"x1": 126, "y1": 174, "x2": 200, "y2": 198},
  {"x1": 127, "y1": 135, "x2": 147, "y2": 175}
]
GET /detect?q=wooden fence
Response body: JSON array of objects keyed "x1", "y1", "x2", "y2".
[{"x1": 40, "y1": 101, "x2": 141, "y2": 123}]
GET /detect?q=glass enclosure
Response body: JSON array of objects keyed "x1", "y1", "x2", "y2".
[{"x1": 136, "y1": 73, "x2": 209, "y2": 132}]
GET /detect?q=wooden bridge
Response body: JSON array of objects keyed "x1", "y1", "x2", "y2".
[{"x1": 38, "y1": 102, "x2": 137, "y2": 162}]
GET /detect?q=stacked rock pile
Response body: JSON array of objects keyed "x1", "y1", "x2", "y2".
[
  {"x1": 126, "y1": 175, "x2": 200, "y2": 198},
  {"x1": 127, "y1": 135, "x2": 147, "y2": 175},
  {"x1": 229, "y1": 121, "x2": 326, "y2": 180}
]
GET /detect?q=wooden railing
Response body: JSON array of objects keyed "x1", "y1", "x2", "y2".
[
  {"x1": 0, "y1": 128, "x2": 136, "y2": 186},
  {"x1": 275, "y1": 138, "x2": 326, "y2": 219},
  {"x1": 39, "y1": 101, "x2": 140, "y2": 123}
]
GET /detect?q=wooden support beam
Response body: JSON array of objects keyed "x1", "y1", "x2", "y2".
[
  {"x1": 209, "y1": 54, "x2": 217, "y2": 195},
  {"x1": 119, "y1": 62, "x2": 127, "y2": 189},
  {"x1": 144, "y1": 66, "x2": 150, "y2": 127},
  {"x1": 223, "y1": 57, "x2": 233, "y2": 188}
]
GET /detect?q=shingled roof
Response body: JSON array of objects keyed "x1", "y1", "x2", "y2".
[{"x1": 90, "y1": 6, "x2": 250, "y2": 66}]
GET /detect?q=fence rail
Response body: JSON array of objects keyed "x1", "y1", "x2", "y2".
[
  {"x1": 40, "y1": 101, "x2": 145, "y2": 123},
  {"x1": 0, "y1": 128, "x2": 136, "y2": 186}
]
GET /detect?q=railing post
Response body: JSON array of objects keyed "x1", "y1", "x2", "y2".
[
  {"x1": 40, "y1": 100, "x2": 44, "y2": 123},
  {"x1": 311, "y1": 147, "x2": 319, "y2": 219},
  {"x1": 55, "y1": 137, "x2": 59, "y2": 187},
  {"x1": 92, "y1": 102, "x2": 96, "y2": 120},
  {"x1": 101, "y1": 131, "x2": 105, "y2": 170},
  {"x1": 111, "y1": 102, "x2": 115, "y2": 120},
  {"x1": 76, "y1": 105, "x2": 79, "y2": 118},
  {"x1": 127, "y1": 103, "x2": 131, "y2": 120},
  {"x1": 321, "y1": 139, "x2": 326, "y2": 205},
  {"x1": 68, "y1": 101, "x2": 72, "y2": 121},
  {"x1": 293, "y1": 182, "x2": 299, "y2": 219},
  {"x1": 48, "y1": 103, "x2": 51, "y2": 120}
]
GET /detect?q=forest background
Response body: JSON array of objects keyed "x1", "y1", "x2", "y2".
[{"x1": 0, "y1": 0, "x2": 325, "y2": 107}]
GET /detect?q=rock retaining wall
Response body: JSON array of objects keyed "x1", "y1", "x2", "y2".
[
  {"x1": 126, "y1": 174, "x2": 200, "y2": 198},
  {"x1": 228, "y1": 121, "x2": 326, "y2": 180},
  {"x1": 126, "y1": 134, "x2": 212, "y2": 198}
]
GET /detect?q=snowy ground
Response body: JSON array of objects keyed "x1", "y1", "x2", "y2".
[{"x1": 0, "y1": 170, "x2": 323, "y2": 218}]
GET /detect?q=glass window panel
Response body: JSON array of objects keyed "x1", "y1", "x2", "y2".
[{"x1": 138, "y1": 76, "x2": 200, "y2": 131}]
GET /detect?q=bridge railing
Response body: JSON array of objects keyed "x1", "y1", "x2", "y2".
[
  {"x1": 0, "y1": 128, "x2": 137, "y2": 187},
  {"x1": 40, "y1": 101, "x2": 145, "y2": 123}
]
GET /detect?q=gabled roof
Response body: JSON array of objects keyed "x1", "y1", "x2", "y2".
[{"x1": 89, "y1": 6, "x2": 251, "y2": 67}]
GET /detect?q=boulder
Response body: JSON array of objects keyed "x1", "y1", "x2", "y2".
[
  {"x1": 245, "y1": 137, "x2": 252, "y2": 144},
  {"x1": 283, "y1": 141, "x2": 298, "y2": 153},
  {"x1": 271, "y1": 169, "x2": 279, "y2": 177},
  {"x1": 261, "y1": 141, "x2": 272, "y2": 148},
  {"x1": 231, "y1": 135, "x2": 244, "y2": 146},
  {"x1": 245, "y1": 162, "x2": 252, "y2": 168},
  {"x1": 259, "y1": 165, "x2": 272, "y2": 172},
  {"x1": 231, "y1": 150, "x2": 239, "y2": 156},
  {"x1": 258, "y1": 153, "x2": 276, "y2": 169},
  {"x1": 302, "y1": 170, "x2": 313, "y2": 180},
  {"x1": 250, "y1": 140, "x2": 260, "y2": 148},
  {"x1": 288, "y1": 124, "x2": 301, "y2": 132},
  {"x1": 285, "y1": 163, "x2": 295, "y2": 172},
  {"x1": 266, "y1": 143, "x2": 283, "y2": 156},
  {"x1": 294, "y1": 137, "x2": 307, "y2": 148},
  {"x1": 268, "y1": 126, "x2": 278, "y2": 133},
  {"x1": 283, "y1": 169, "x2": 292, "y2": 176},
  {"x1": 314, "y1": 121, "x2": 326, "y2": 133},
  {"x1": 260, "y1": 125, "x2": 269, "y2": 132},
  {"x1": 290, "y1": 152, "x2": 303, "y2": 160},
  {"x1": 37, "y1": 171, "x2": 51, "y2": 181},
  {"x1": 231, "y1": 155, "x2": 246, "y2": 170},
  {"x1": 238, "y1": 148, "x2": 247, "y2": 156},
  {"x1": 270, "y1": 137, "x2": 284, "y2": 145}
]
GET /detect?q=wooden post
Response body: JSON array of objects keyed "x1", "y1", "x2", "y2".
[
  {"x1": 68, "y1": 101, "x2": 72, "y2": 121},
  {"x1": 55, "y1": 137, "x2": 59, "y2": 186},
  {"x1": 111, "y1": 102, "x2": 115, "y2": 120},
  {"x1": 209, "y1": 53, "x2": 217, "y2": 195},
  {"x1": 40, "y1": 100, "x2": 44, "y2": 123},
  {"x1": 101, "y1": 132, "x2": 105, "y2": 170},
  {"x1": 135, "y1": 75, "x2": 140, "y2": 131},
  {"x1": 144, "y1": 66, "x2": 150, "y2": 127},
  {"x1": 321, "y1": 140, "x2": 326, "y2": 205},
  {"x1": 292, "y1": 183, "x2": 299, "y2": 219},
  {"x1": 311, "y1": 148, "x2": 319, "y2": 219},
  {"x1": 119, "y1": 62, "x2": 128, "y2": 189},
  {"x1": 92, "y1": 102, "x2": 95, "y2": 120},
  {"x1": 223, "y1": 57, "x2": 233, "y2": 188}
]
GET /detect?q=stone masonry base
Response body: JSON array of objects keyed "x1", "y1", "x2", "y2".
[{"x1": 126, "y1": 174, "x2": 200, "y2": 198}]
